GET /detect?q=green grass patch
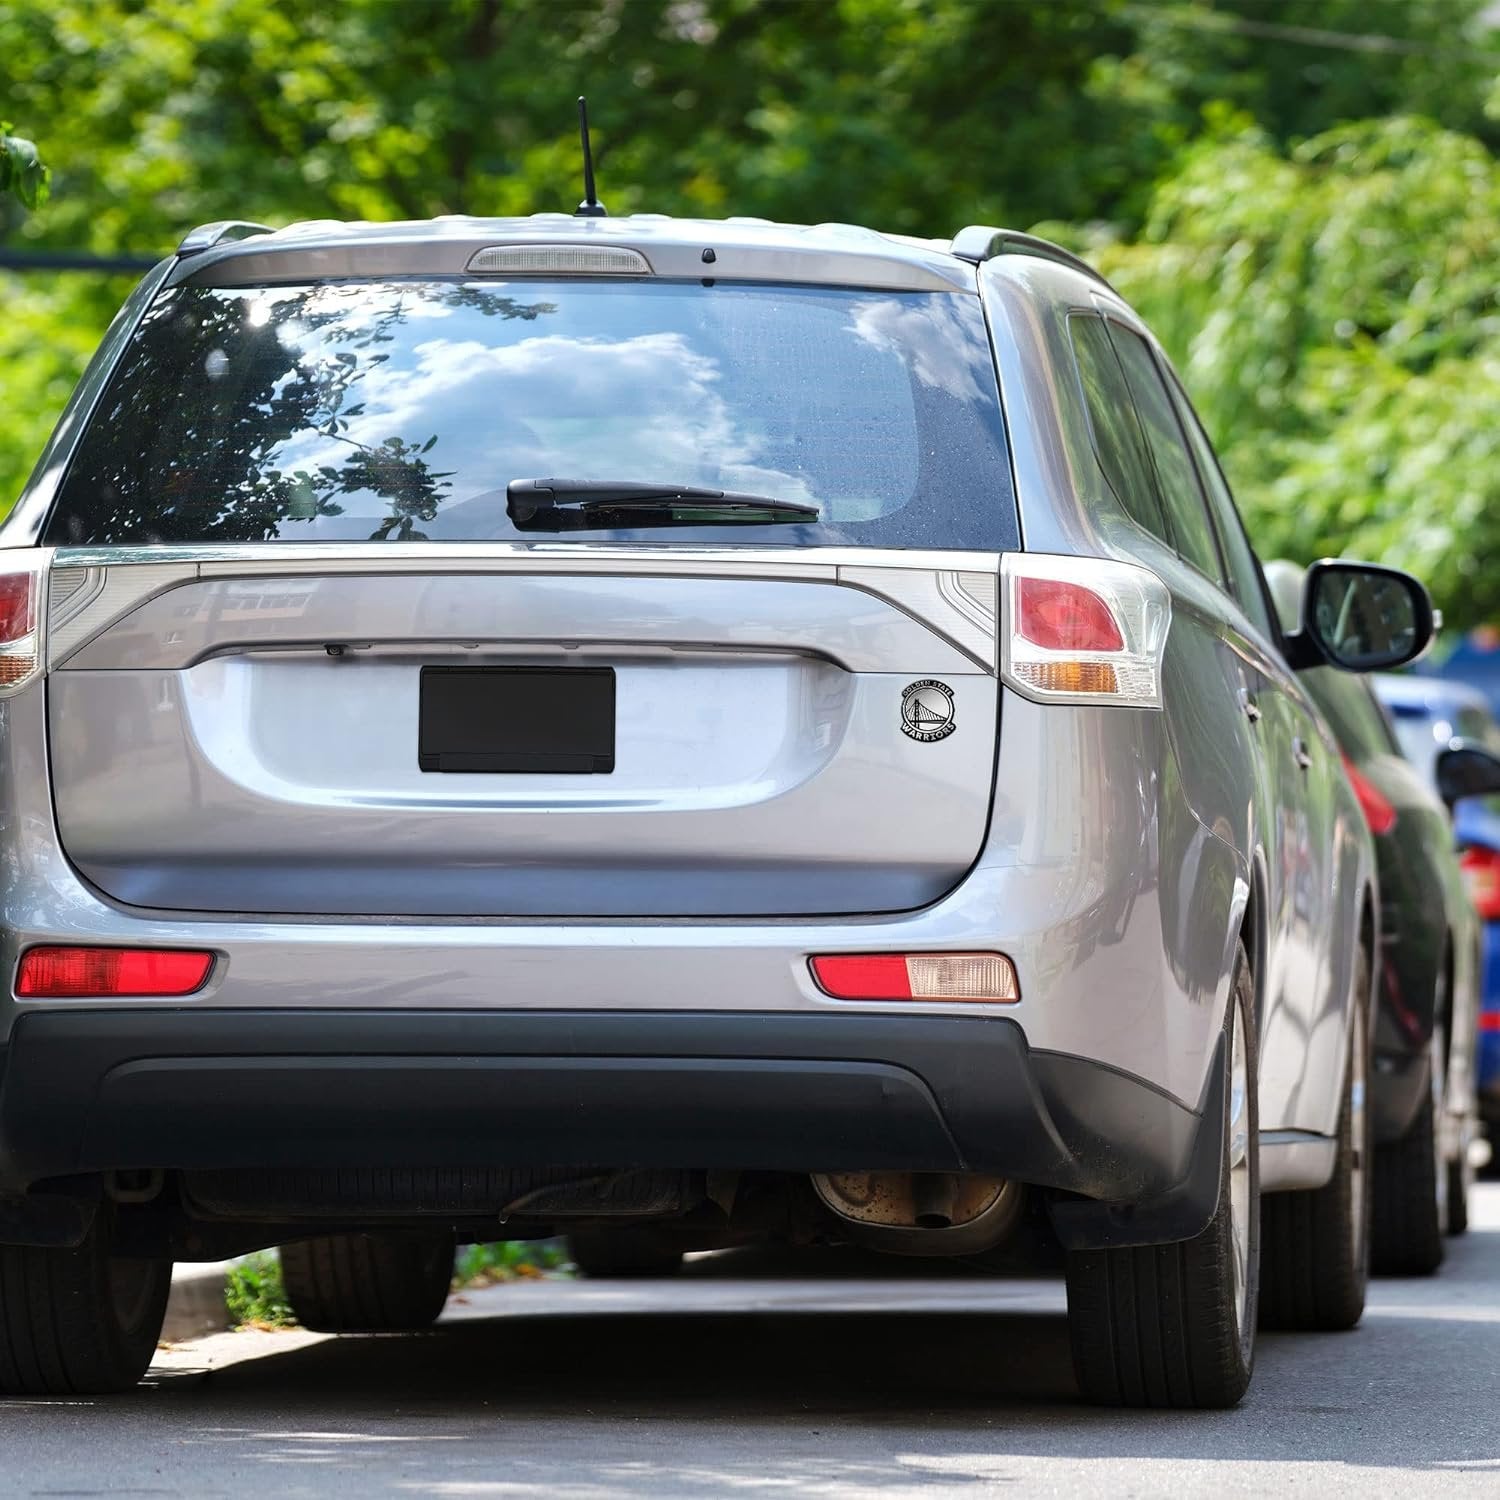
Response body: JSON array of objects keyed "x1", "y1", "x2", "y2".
[
  {"x1": 454, "y1": 1239, "x2": 572, "y2": 1287},
  {"x1": 224, "y1": 1250, "x2": 297, "y2": 1329}
]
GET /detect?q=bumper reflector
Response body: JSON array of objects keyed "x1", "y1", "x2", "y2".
[
  {"x1": 811, "y1": 952, "x2": 1019, "y2": 1003},
  {"x1": 16, "y1": 947, "x2": 215, "y2": 998}
]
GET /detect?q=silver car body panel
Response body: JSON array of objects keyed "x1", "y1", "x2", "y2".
[
  {"x1": 0, "y1": 219, "x2": 1377, "y2": 1188},
  {"x1": 47, "y1": 551, "x2": 1001, "y2": 917}
]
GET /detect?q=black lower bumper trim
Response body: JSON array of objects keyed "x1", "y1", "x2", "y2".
[{"x1": 0, "y1": 1010, "x2": 1216, "y2": 1241}]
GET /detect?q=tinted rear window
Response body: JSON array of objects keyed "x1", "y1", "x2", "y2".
[{"x1": 45, "y1": 278, "x2": 1017, "y2": 550}]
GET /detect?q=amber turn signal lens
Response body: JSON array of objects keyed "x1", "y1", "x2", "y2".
[{"x1": 1011, "y1": 660, "x2": 1119, "y2": 696}]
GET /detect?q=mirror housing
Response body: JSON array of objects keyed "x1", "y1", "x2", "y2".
[
  {"x1": 1284, "y1": 559, "x2": 1435, "y2": 673},
  {"x1": 1435, "y1": 739, "x2": 1500, "y2": 810}
]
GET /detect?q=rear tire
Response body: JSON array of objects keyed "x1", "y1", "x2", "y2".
[
  {"x1": 567, "y1": 1228, "x2": 685, "y2": 1278},
  {"x1": 1371, "y1": 1081, "x2": 1445, "y2": 1275},
  {"x1": 0, "y1": 1221, "x2": 170, "y2": 1395},
  {"x1": 1065, "y1": 939, "x2": 1258, "y2": 1409},
  {"x1": 279, "y1": 1233, "x2": 453, "y2": 1333},
  {"x1": 1261, "y1": 947, "x2": 1371, "y2": 1328}
]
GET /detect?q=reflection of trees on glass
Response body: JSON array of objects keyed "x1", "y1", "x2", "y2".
[
  {"x1": 320, "y1": 435, "x2": 452, "y2": 541},
  {"x1": 45, "y1": 285, "x2": 556, "y2": 546}
]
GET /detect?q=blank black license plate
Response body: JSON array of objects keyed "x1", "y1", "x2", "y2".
[{"x1": 418, "y1": 666, "x2": 616, "y2": 774}]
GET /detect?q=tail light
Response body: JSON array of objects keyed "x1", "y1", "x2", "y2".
[
  {"x1": 1002, "y1": 554, "x2": 1170, "y2": 707},
  {"x1": 16, "y1": 946, "x2": 215, "y2": 998},
  {"x1": 0, "y1": 561, "x2": 43, "y2": 692},
  {"x1": 1341, "y1": 755, "x2": 1397, "y2": 836},
  {"x1": 1460, "y1": 846, "x2": 1500, "y2": 921},
  {"x1": 810, "y1": 953, "x2": 1020, "y2": 1002}
]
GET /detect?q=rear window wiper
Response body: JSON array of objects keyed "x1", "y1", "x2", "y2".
[{"x1": 506, "y1": 478, "x2": 819, "y2": 532}]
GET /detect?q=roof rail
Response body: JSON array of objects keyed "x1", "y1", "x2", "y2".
[
  {"x1": 176, "y1": 221, "x2": 275, "y2": 257},
  {"x1": 949, "y1": 225, "x2": 1114, "y2": 292}
]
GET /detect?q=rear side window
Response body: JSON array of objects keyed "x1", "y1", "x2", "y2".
[
  {"x1": 44, "y1": 279, "x2": 1017, "y2": 550},
  {"x1": 1067, "y1": 314, "x2": 1170, "y2": 545},
  {"x1": 1106, "y1": 324, "x2": 1225, "y2": 585},
  {"x1": 1164, "y1": 373, "x2": 1277, "y2": 640}
]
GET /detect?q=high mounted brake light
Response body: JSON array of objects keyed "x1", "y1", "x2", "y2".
[
  {"x1": 465, "y1": 245, "x2": 652, "y2": 275},
  {"x1": 16, "y1": 946, "x2": 215, "y2": 998},
  {"x1": 0, "y1": 561, "x2": 44, "y2": 693},
  {"x1": 1001, "y1": 553, "x2": 1170, "y2": 708}
]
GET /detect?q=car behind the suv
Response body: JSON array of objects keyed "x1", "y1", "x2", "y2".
[{"x1": 0, "y1": 215, "x2": 1432, "y2": 1406}]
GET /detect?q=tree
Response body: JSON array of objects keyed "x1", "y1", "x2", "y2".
[
  {"x1": 5, "y1": 0, "x2": 1500, "y2": 626},
  {"x1": 0, "y1": 126, "x2": 47, "y2": 210},
  {"x1": 1077, "y1": 116, "x2": 1500, "y2": 627}
]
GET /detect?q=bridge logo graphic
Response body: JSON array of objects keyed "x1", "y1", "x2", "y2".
[{"x1": 900, "y1": 679, "x2": 956, "y2": 743}]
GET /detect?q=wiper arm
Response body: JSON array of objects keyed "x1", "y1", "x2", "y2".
[{"x1": 506, "y1": 478, "x2": 819, "y2": 532}]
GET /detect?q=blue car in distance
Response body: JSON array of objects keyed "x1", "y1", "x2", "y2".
[{"x1": 1374, "y1": 673, "x2": 1500, "y2": 1146}]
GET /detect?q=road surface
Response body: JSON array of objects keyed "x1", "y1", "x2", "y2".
[{"x1": 3, "y1": 1187, "x2": 1499, "y2": 1497}]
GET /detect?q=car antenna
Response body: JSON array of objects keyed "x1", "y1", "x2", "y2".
[{"x1": 575, "y1": 95, "x2": 607, "y2": 218}]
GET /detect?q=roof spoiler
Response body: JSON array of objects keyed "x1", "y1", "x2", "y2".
[
  {"x1": 176, "y1": 221, "x2": 275, "y2": 257},
  {"x1": 949, "y1": 226, "x2": 1114, "y2": 293}
]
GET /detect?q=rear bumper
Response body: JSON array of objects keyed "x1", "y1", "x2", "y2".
[{"x1": 0, "y1": 1009, "x2": 1220, "y2": 1246}]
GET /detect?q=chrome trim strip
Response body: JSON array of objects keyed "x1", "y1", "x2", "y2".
[{"x1": 45, "y1": 546, "x2": 1008, "y2": 671}]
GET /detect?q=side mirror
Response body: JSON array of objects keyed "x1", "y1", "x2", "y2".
[
  {"x1": 1287, "y1": 559, "x2": 1435, "y2": 673},
  {"x1": 1436, "y1": 739, "x2": 1500, "y2": 810}
]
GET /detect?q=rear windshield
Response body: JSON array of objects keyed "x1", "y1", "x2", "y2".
[{"x1": 44, "y1": 278, "x2": 1017, "y2": 550}]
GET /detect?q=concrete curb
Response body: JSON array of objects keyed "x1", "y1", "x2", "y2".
[{"x1": 163, "y1": 1260, "x2": 235, "y2": 1342}]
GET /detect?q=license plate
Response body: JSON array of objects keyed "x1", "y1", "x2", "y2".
[{"x1": 418, "y1": 666, "x2": 616, "y2": 774}]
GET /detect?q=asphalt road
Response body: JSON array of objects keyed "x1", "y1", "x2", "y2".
[{"x1": 3, "y1": 1188, "x2": 1499, "y2": 1498}]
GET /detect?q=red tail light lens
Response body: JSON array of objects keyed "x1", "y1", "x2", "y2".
[
  {"x1": 0, "y1": 572, "x2": 35, "y2": 642},
  {"x1": 1342, "y1": 755, "x2": 1397, "y2": 836},
  {"x1": 1016, "y1": 577, "x2": 1125, "y2": 653},
  {"x1": 1460, "y1": 846, "x2": 1500, "y2": 922},
  {"x1": 16, "y1": 946, "x2": 215, "y2": 998},
  {"x1": 0, "y1": 568, "x2": 40, "y2": 690},
  {"x1": 810, "y1": 953, "x2": 1019, "y2": 1002}
]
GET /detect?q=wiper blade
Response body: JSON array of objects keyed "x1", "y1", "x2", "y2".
[{"x1": 506, "y1": 478, "x2": 819, "y2": 532}]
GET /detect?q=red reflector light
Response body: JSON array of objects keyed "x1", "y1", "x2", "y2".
[
  {"x1": 1016, "y1": 576, "x2": 1124, "y2": 653},
  {"x1": 810, "y1": 953, "x2": 1019, "y2": 1002},
  {"x1": 1341, "y1": 755, "x2": 1396, "y2": 837},
  {"x1": 16, "y1": 947, "x2": 214, "y2": 998},
  {"x1": 1479, "y1": 1011, "x2": 1500, "y2": 1033},
  {"x1": 1460, "y1": 846, "x2": 1500, "y2": 922},
  {"x1": 0, "y1": 572, "x2": 35, "y2": 644}
]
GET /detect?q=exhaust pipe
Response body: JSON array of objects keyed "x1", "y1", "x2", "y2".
[
  {"x1": 810, "y1": 1170, "x2": 1023, "y2": 1255},
  {"x1": 910, "y1": 1173, "x2": 959, "y2": 1229}
]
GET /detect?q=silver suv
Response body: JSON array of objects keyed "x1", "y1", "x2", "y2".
[{"x1": 0, "y1": 216, "x2": 1432, "y2": 1406}]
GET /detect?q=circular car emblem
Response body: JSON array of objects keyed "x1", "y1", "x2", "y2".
[{"x1": 901, "y1": 679, "x2": 956, "y2": 742}]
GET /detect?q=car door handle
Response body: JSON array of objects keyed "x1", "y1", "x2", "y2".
[
  {"x1": 1293, "y1": 736, "x2": 1313, "y2": 771},
  {"x1": 1239, "y1": 689, "x2": 1262, "y2": 723}
]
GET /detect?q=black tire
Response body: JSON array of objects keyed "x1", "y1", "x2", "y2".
[
  {"x1": 1065, "y1": 939, "x2": 1258, "y2": 1409},
  {"x1": 0, "y1": 1221, "x2": 170, "y2": 1395},
  {"x1": 1260, "y1": 946, "x2": 1371, "y2": 1329},
  {"x1": 279, "y1": 1234, "x2": 453, "y2": 1333},
  {"x1": 1447, "y1": 1147, "x2": 1471, "y2": 1237},
  {"x1": 567, "y1": 1228, "x2": 685, "y2": 1278},
  {"x1": 1371, "y1": 1080, "x2": 1445, "y2": 1275}
]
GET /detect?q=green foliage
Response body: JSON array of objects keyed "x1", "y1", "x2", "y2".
[
  {"x1": 454, "y1": 1239, "x2": 572, "y2": 1287},
  {"x1": 224, "y1": 1251, "x2": 296, "y2": 1328},
  {"x1": 0, "y1": 125, "x2": 49, "y2": 210},
  {"x1": 4, "y1": 0, "x2": 1500, "y2": 618},
  {"x1": 1082, "y1": 115, "x2": 1500, "y2": 626}
]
